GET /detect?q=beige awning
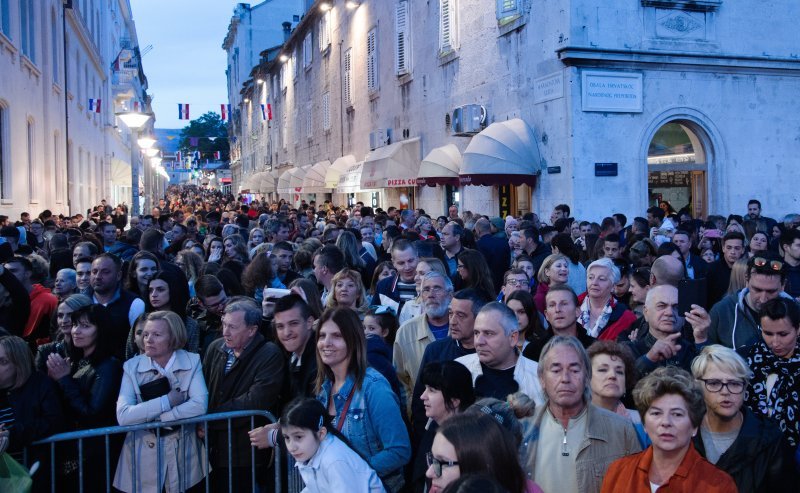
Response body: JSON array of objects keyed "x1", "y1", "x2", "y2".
[
  {"x1": 277, "y1": 168, "x2": 295, "y2": 195},
  {"x1": 258, "y1": 171, "x2": 277, "y2": 194},
  {"x1": 361, "y1": 138, "x2": 421, "y2": 189},
  {"x1": 326, "y1": 155, "x2": 356, "y2": 189},
  {"x1": 289, "y1": 165, "x2": 311, "y2": 192},
  {"x1": 460, "y1": 118, "x2": 541, "y2": 186},
  {"x1": 418, "y1": 144, "x2": 462, "y2": 187},
  {"x1": 337, "y1": 162, "x2": 378, "y2": 194},
  {"x1": 302, "y1": 160, "x2": 331, "y2": 193}
]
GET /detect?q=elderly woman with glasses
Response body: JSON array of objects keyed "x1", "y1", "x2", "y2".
[
  {"x1": 579, "y1": 258, "x2": 637, "y2": 341},
  {"x1": 691, "y1": 344, "x2": 798, "y2": 493}
]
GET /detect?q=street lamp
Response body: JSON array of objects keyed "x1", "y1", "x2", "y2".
[
  {"x1": 116, "y1": 110, "x2": 153, "y2": 216},
  {"x1": 137, "y1": 135, "x2": 157, "y2": 149},
  {"x1": 144, "y1": 147, "x2": 160, "y2": 158}
]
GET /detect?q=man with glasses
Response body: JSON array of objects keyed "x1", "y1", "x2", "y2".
[
  {"x1": 192, "y1": 274, "x2": 229, "y2": 357},
  {"x1": 708, "y1": 253, "x2": 792, "y2": 349},
  {"x1": 498, "y1": 268, "x2": 530, "y2": 302},
  {"x1": 394, "y1": 271, "x2": 453, "y2": 413}
]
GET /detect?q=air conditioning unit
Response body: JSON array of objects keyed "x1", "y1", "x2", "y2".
[
  {"x1": 451, "y1": 104, "x2": 487, "y2": 136},
  {"x1": 369, "y1": 128, "x2": 392, "y2": 150}
]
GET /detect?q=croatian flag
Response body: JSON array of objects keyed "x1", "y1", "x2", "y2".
[
  {"x1": 88, "y1": 99, "x2": 101, "y2": 113},
  {"x1": 260, "y1": 104, "x2": 273, "y2": 121},
  {"x1": 214, "y1": 151, "x2": 221, "y2": 160},
  {"x1": 178, "y1": 104, "x2": 190, "y2": 120},
  {"x1": 132, "y1": 101, "x2": 141, "y2": 112},
  {"x1": 220, "y1": 104, "x2": 231, "y2": 121}
]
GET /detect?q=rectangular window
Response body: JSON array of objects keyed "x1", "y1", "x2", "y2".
[
  {"x1": 366, "y1": 28, "x2": 378, "y2": 93},
  {"x1": 292, "y1": 48, "x2": 298, "y2": 80},
  {"x1": 496, "y1": 0, "x2": 521, "y2": 19},
  {"x1": 19, "y1": 0, "x2": 35, "y2": 62},
  {"x1": 51, "y1": 10, "x2": 59, "y2": 83},
  {"x1": 395, "y1": 1, "x2": 411, "y2": 76},
  {"x1": 27, "y1": 121, "x2": 35, "y2": 202},
  {"x1": 344, "y1": 48, "x2": 353, "y2": 106},
  {"x1": 281, "y1": 63, "x2": 287, "y2": 91},
  {"x1": 319, "y1": 11, "x2": 331, "y2": 52},
  {"x1": 54, "y1": 133, "x2": 63, "y2": 202},
  {"x1": 293, "y1": 108, "x2": 300, "y2": 145},
  {"x1": 439, "y1": 0, "x2": 457, "y2": 54},
  {"x1": 306, "y1": 102, "x2": 313, "y2": 139},
  {"x1": 1, "y1": 0, "x2": 10, "y2": 37},
  {"x1": 322, "y1": 92, "x2": 331, "y2": 131},
  {"x1": 303, "y1": 32, "x2": 313, "y2": 69}
]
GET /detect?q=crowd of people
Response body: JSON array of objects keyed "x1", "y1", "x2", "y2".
[{"x1": 0, "y1": 186, "x2": 798, "y2": 493}]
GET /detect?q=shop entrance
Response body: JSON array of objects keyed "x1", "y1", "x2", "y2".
[
  {"x1": 647, "y1": 121, "x2": 708, "y2": 218},
  {"x1": 498, "y1": 184, "x2": 531, "y2": 218}
]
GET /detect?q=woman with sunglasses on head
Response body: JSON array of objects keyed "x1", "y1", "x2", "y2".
[{"x1": 691, "y1": 345, "x2": 797, "y2": 493}]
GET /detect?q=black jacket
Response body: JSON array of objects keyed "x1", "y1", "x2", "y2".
[
  {"x1": 706, "y1": 259, "x2": 732, "y2": 308},
  {"x1": 56, "y1": 356, "x2": 122, "y2": 431},
  {"x1": 693, "y1": 408, "x2": 798, "y2": 493},
  {"x1": 624, "y1": 330, "x2": 698, "y2": 378},
  {"x1": 476, "y1": 234, "x2": 511, "y2": 293},
  {"x1": 366, "y1": 334, "x2": 402, "y2": 400},
  {"x1": 286, "y1": 335, "x2": 318, "y2": 400},
  {"x1": 0, "y1": 268, "x2": 31, "y2": 336},
  {"x1": 203, "y1": 333, "x2": 286, "y2": 468},
  {"x1": 5, "y1": 371, "x2": 65, "y2": 451}
]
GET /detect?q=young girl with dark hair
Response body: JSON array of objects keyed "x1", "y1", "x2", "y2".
[{"x1": 281, "y1": 398, "x2": 385, "y2": 492}]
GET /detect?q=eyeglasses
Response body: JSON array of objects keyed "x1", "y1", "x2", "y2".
[
  {"x1": 421, "y1": 286, "x2": 446, "y2": 296},
  {"x1": 505, "y1": 278, "x2": 528, "y2": 286},
  {"x1": 426, "y1": 452, "x2": 459, "y2": 478},
  {"x1": 752, "y1": 257, "x2": 783, "y2": 271},
  {"x1": 699, "y1": 379, "x2": 745, "y2": 394}
]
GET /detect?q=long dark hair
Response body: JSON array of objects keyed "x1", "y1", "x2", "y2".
[
  {"x1": 505, "y1": 290, "x2": 547, "y2": 343},
  {"x1": 125, "y1": 251, "x2": 160, "y2": 296},
  {"x1": 69, "y1": 304, "x2": 116, "y2": 364},
  {"x1": 456, "y1": 249, "x2": 496, "y2": 299},
  {"x1": 551, "y1": 233, "x2": 581, "y2": 265},
  {"x1": 242, "y1": 251, "x2": 276, "y2": 297},
  {"x1": 146, "y1": 270, "x2": 190, "y2": 320},
  {"x1": 437, "y1": 413, "x2": 527, "y2": 493},
  {"x1": 315, "y1": 307, "x2": 368, "y2": 393}
]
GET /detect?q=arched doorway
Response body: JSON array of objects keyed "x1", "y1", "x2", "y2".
[{"x1": 647, "y1": 121, "x2": 708, "y2": 218}]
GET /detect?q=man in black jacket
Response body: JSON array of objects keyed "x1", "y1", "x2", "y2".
[
  {"x1": 520, "y1": 226, "x2": 551, "y2": 284},
  {"x1": 271, "y1": 294, "x2": 316, "y2": 399},
  {"x1": 474, "y1": 217, "x2": 511, "y2": 293},
  {"x1": 203, "y1": 297, "x2": 286, "y2": 492}
]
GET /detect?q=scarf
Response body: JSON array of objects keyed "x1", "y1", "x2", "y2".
[
  {"x1": 743, "y1": 340, "x2": 800, "y2": 447},
  {"x1": 579, "y1": 296, "x2": 614, "y2": 338}
]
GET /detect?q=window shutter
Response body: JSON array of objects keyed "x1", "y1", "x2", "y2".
[
  {"x1": 292, "y1": 49, "x2": 298, "y2": 80},
  {"x1": 319, "y1": 11, "x2": 331, "y2": 51},
  {"x1": 366, "y1": 28, "x2": 377, "y2": 92},
  {"x1": 282, "y1": 111, "x2": 288, "y2": 149},
  {"x1": 496, "y1": 0, "x2": 521, "y2": 18},
  {"x1": 439, "y1": 0, "x2": 451, "y2": 52},
  {"x1": 303, "y1": 32, "x2": 313, "y2": 68},
  {"x1": 322, "y1": 92, "x2": 331, "y2": 130},
  {"x1": 344, "y1": 48, "x2": 353, "y2": 105},
  {"x1": 395, "y1": 1, "x2": 410, "y2": 76}
]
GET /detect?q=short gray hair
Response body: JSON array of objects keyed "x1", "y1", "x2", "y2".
[
  {"x1": 224, "y1": 296, "x2": 262, "y2": 326},
  {"x1": 422, "y1": 271, "x2": 454, "y2": 293},
  {"x1": 586, "y1": 257, "x2": 621, "y2": 284},
  {"x1": 537, "y1": 336, "x2": 592, "y2": 404},
  {"x1": 478, "y1": 302, "x2": 518, "y2": 337},
  {"x1": 57, "y1": 268, "x2": 77, "y2": 284}
]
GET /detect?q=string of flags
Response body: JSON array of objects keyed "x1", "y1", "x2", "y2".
[{"x1": 175, "y1": 103, "x2": 272, "y2": 122}]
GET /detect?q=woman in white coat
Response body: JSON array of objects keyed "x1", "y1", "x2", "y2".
[{"x1": 114, "y1": 311, "x2": 209, "y2": 493}]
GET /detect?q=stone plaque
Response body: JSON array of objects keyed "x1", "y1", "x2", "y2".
[
  {"x1": 534, "y1": 71, "x2": 564, "y2": 104},
  {"x1": 581, "y1": 71, "x2": 643, "y2": 113}
]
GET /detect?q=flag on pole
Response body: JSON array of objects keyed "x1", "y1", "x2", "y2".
[
  {"x1": 220, "y1": 104, "x2": 231, "y2": 121},
  {"x1": 176, "y1": 151, "x2": 182, "y2": 164},
  {"x1": 88, "y1": 99, "x2": 101, "y2": 113},
  {"x1": 266, "y1": 103, "x2": 273, "y2": 120},
  {"x1": 178, "y1": 104, "x2": 190, "y2": 120},
  {"x1": 260, "y1": 104, "x2": 267, "y2": 121},
  {"x1": 214, "y1": 151, "x2": 221, "y2": 160},
  {"x1": 110, "y1": 50, "x2": 123, "y2": 71},
  {"x1": 132, "y1": 101, "x2": 141, "y2": 112}
]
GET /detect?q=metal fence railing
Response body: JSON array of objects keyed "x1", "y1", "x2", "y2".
[{"x1": 23, "y1": 410, "x2": 280, "y2": 493}]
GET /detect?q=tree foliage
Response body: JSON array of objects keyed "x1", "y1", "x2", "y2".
[{"x1": 178, "y1": 112, "x2": 229, "y2": 160}]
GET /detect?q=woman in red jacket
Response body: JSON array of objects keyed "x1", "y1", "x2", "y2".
[
  {"x1": 578, "y1": 258, "x2": 636, "y2": 340},
  {"x1": 601, "y1": 366, "x2": 736, "y2": 493}
]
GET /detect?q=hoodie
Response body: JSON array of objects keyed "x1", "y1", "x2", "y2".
[
  {"x1": 708, "y1": 288, "x2": 795, "y2": 349},
  {"x1": 26, "y1": 284, "x2": 58, "y2": 342}
]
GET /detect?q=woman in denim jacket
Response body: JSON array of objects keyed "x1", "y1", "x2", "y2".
[{"x1": 315, "y1": 307, "x2": 411, "y2": 493}]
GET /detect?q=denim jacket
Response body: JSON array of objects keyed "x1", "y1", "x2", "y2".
[{"x1": 317, "y1": 368, "x2": 411, "y2": 492}]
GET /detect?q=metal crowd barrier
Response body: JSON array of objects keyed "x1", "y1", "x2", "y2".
[{"x1": 24, "y1": 410, "x2": 280, "y2": 493}]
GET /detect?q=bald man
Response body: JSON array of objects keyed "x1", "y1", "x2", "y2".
[
  {"x1": 623, "y1": 285, "x2": 709, "y2": 378},
  {"x1": 650, "y1": 255, "x2": 685, "y2": 287}
]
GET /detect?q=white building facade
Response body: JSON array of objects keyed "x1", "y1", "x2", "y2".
[
  {"x1": 230, "y1": 0, "x2": 800, "y2": 220},
  {"x1": 0, "y1": 0, "x2": 151, "y2": 219}
]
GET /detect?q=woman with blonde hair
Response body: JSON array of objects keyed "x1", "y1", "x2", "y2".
[
  {"x1": 114, "y1": 311, "x2": 209, "y2": 492},
  {"x1": 726, "y1": 256, "x2": 750, "y2": 295},
  {"x1": 533, "y1": 253, "x2": 570, "y2": 312},
  {"x1": 325, "y1": 268, "x2": 369, "y2": 317}
]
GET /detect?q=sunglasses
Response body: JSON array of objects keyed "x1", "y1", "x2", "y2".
[
  {"x1": 752, "y1": 257, "x2": 783, "y2": 271},
  {"x1": 368, "y1": 305, "x2": 396, "y2": 316},
  {"x1": 426, "y1": 452, "x2": 459, "y2": 478}
]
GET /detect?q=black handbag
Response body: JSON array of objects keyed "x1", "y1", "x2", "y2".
[{"x1": 138, "y1": 377, "x2": 171, "y2": 402}]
